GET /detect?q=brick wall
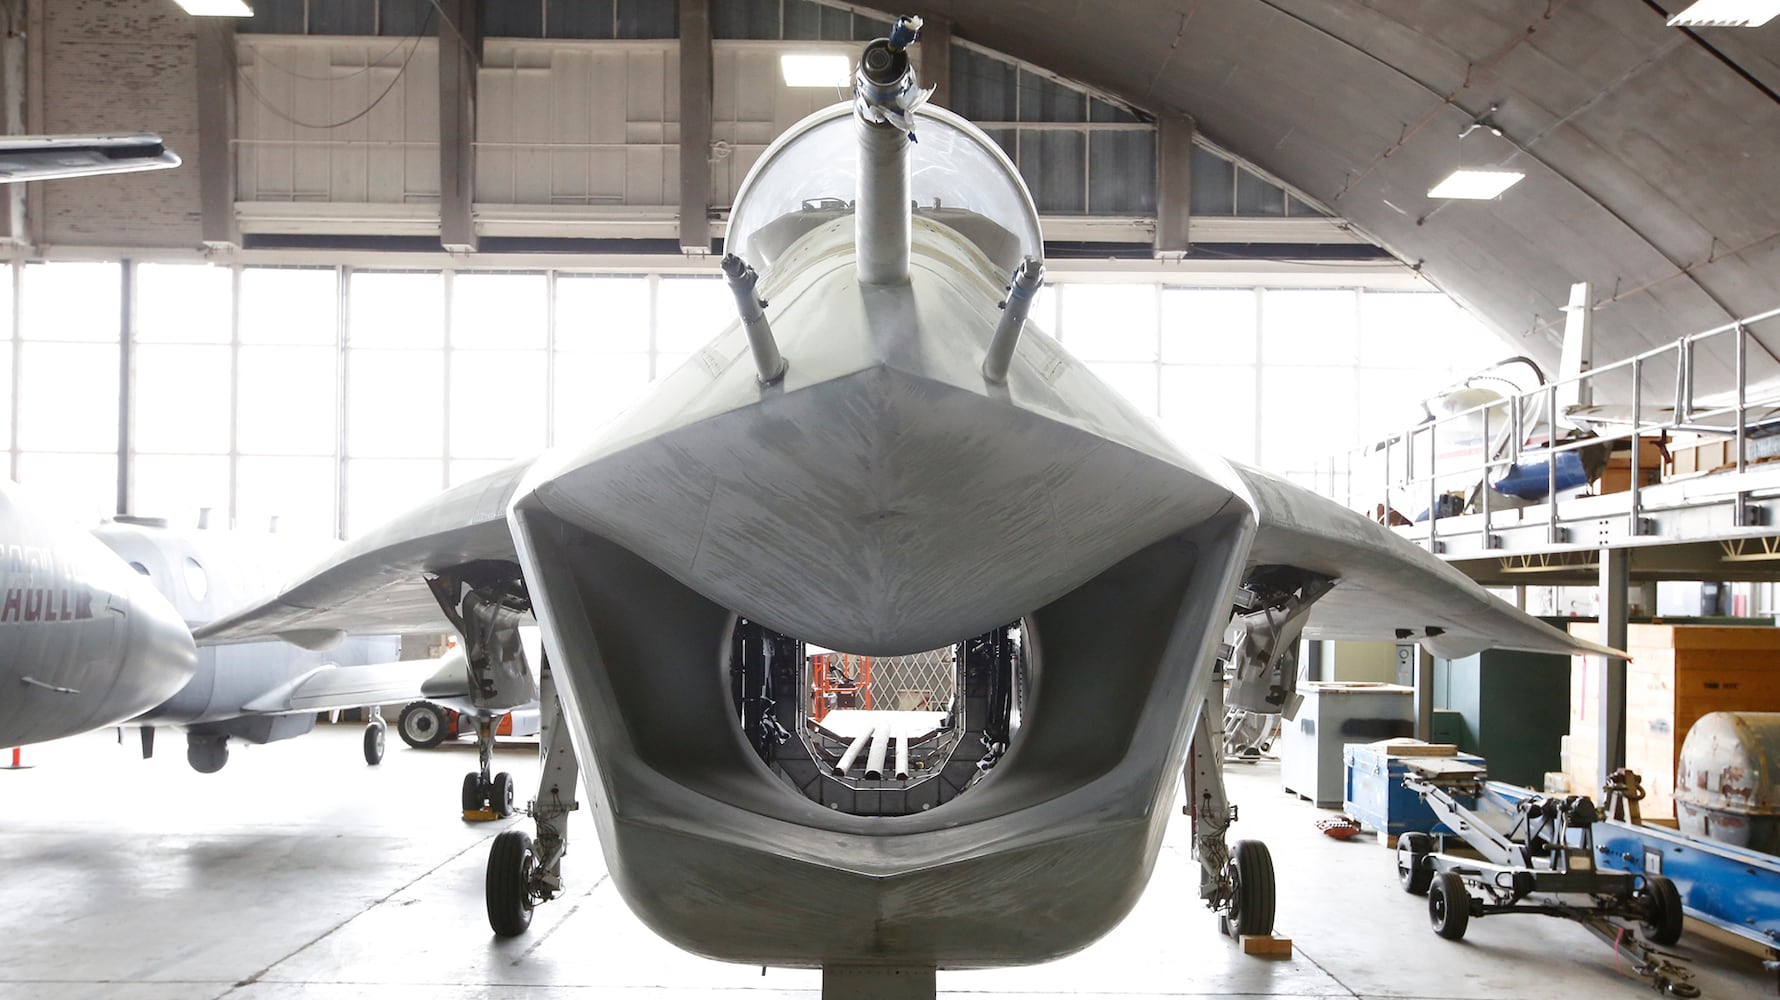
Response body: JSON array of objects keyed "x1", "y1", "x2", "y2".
[{"x1": 41, "y1": 0, "x2": 202, "y2": 249}]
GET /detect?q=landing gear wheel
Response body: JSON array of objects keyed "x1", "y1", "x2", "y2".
[
  {"x1": 1641, "y1": 874, "x2": 1685, "y2": 946},
  {"x1": 363, "y1": 722, "x2": 385, "y2": 766},
  {"x1": 1429, "y1": 871, "x2": 1471, "y2": 940},
  {"x1": 492, "y1": 772, "x2": 516, "y2": 817},
  {"x1": 397, "y1": 701, "x2": 448, "y2": 749},
  {"x1": 463, "y1": 772, "x2": 487, "y2": 812},
  {"x1": 1397, "y1": 832, "x2": 1434, "y2": 895},
  {"x1": 486, "y1": 829, "x2": 536, "y2": 937},
  {"x1": 1227, "y1": 839, "x2": 1276, "y2": 937}
]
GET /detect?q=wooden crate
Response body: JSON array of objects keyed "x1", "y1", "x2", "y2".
[
  {"x1": 1567, "y1": 622, "x2": 1780, "y2": 818},
  {"x1": 1666, "y1": 435, "x2": 1733, "y2": 481}
]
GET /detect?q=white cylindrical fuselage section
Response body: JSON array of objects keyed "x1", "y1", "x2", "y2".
[
  {"x1": 894, "y1": 733, "x2": 911, "y2": 781},
  {"x1": 854, "y1": 118, "x2": 911, "y2": 286}
]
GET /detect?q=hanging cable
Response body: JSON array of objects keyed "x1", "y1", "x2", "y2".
[{"x1": 231, "y1": 4, "x2": 436, "y2": 131}]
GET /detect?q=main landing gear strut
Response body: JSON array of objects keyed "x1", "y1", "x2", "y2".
[
  {"x1": 1186, "y1": 665, "x2": 1276, "y2": 940},
  {"x1": 486, "y1": 648, "x2": 579, "y2": 936},
  {"x1": 1186, "y1": 566, "x2": 1331, "y2": 941}
]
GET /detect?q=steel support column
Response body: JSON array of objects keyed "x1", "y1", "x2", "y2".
[
  {"x1": 437, "y1": 0, "x2": 479, "y2": 252},
  {"x1": 678, "y1": 0, "x2": 712, "y2": 255},
  {"x1": 1597, "y1": 546, "x2": 1630, "y2": 789},
  {"x1": 195, "y1": 19, "x2": 239, "y2": 250},
  {"x1": 1154, "y1": 111, "x2": 1193, "y2": 256},
  {"x1": 117, "y1": 260, "x2": 133, "y2": 517},
  {"x1": 0, "y1": 0, "x2": 26, "y2": 246},
  {"x1": 1411, "y1": 644, "x2": 1434, "y2": 742}
]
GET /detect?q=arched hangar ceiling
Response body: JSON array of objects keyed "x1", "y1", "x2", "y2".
[{"x1": 856, "y1": 1, "x2": 1780, "y2": 384}]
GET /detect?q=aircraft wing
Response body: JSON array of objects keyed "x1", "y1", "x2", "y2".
[
  {"x1": 194, "y1": 460, "x2": 530, "y2": 647},
  {"x1": 0, "y1": 134, "x2": 180, "y2": 183},
  {"x1": 1232, "y1": 463, "x2": 1621, "y2": 660},
  {"x1": 239, "y1": 656, "x2": 472, "y2": 715}
]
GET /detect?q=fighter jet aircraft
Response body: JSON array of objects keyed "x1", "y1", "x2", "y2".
[
  {"x1": 197, "y1": 18, "x2": 1619, "y2": 997},
  {"x1": 0, "y1": 480, "x2": 196, "y2": 749}
]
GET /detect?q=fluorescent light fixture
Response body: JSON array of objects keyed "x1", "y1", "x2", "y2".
[
  {"x1": 1666, "y1": 0, "x2": 1780, "y2": 26},
  {"x1": 1428, "y1": 168, "x2": 1525, "y2": 200},
  {"x1": 780, "y1": 54, "x2": 852, "y2": 89},
  {"x1": 173, "y1": 0, "x2": 253, "y2": 15}
]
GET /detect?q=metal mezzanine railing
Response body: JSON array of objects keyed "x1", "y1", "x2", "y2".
[{"x1": 1314, "y1": 303, "x2": 1780, "y2": 556}]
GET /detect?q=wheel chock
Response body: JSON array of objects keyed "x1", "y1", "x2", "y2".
[
  {"x1": 1240, "y1": 934, "x2": 1293, "y2": 957},
  {"x1": 463, "y1": 808, "x2": 501, "y2": 823}
]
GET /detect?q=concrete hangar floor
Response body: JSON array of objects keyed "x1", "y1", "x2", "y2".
[{"x1": 0, "y1": 724, "x2": 1767, "y2": 999}]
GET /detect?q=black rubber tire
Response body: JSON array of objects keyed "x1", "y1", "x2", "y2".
[
  {"x1": 492, "y1": 772, "x2": 517, "y2": 818},
  {"x1": 1229, "y1": 839, "x2": 1276, "y2": 937},
  {"x1": 363, "y1": 723, "x2": 385, "y2": 766},
  {"x1": 187, "y1": 736, "x2": 229, "y2": 774},
  {"x1": 463, "y1": 772, "x2": 487, "y2": 812},
  {"x1": 1397, "y1": 832, "x2": 1434, "y2": 896},
  {"x1": 398, "y1": 701, "x2": 448, "y2": 750},
  {"x1": 1641, "y1": 874, "x2": 1685, "y2": 946},
  {"x1": 1429, "y1": 871, "x2": 1471, "y2": 940},
  {"x1": 486, "y1": 829, "x2": 536, "y2": 937}
]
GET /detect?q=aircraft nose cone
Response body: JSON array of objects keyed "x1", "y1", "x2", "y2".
[{"x1": 121, "y1": 573, "x2": 198, "y2": 707}]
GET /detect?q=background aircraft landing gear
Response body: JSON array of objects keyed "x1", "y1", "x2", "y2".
[
  {"x1": 462, "y1": 717, "x2": 515, "y2": 818},
  {"x1": 362, "y1": 709, "x2": 386, "y2": 766}
]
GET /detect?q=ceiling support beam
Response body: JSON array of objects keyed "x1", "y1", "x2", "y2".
[
  {"x1": 1154, "y1": 111, "x2": 1193, "y2": 257},
  {"x1": 195, "y1": 19, "x2": 240, "y2": 251},
  {"x1": 678, "y1": 0, "x2": 713, "y2": 255},
  {"x1": 919, "y1": 16, "x2": 950, "y2": 109},
  {"x1": 437, "y1": 0, "x2": 480, "y2": 253}
]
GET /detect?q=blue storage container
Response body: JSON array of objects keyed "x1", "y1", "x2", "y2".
[{"x1": 1343, "y1": 742, "x2": 1485, "y2": 836}]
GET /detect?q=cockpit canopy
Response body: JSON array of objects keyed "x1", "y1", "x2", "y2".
[{"x1": 725, "y1": 103, "x2": 1043, "y2": 280}]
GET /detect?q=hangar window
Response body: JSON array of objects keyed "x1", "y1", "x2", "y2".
[
  {"x1": 16, "y1": 264, "x2": 120, "y2": 525},
  {"x1": 553, "y1": 275, "x2": 655, "y2": 436}
]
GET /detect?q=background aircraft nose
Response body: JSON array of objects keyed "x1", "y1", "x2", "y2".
[{"x1": 120, "y1": 573, "x2": 198, "y2": 709}]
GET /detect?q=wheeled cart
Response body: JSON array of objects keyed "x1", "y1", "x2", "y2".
[{"x1": 1395, "y1": 757, "x2": 1700, "y2": 997}]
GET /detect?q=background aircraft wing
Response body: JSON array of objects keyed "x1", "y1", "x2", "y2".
[
  {"x1": 195, "y1": 460, "x2": 530, "y2": 647},
  {"x1": 0, "y1": 134, "x2": 180, "y2": 183},
  {"x1": 239, "y1": 655, "x2": 472, "y2": 714},
  {"x1": 1232, "y1": 464, "x2": 1621, "y2": 660}
]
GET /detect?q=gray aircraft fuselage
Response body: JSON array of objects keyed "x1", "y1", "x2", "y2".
[
  {"x1": 0, "y1": 482, "x2": 195, "y2": 748},
  {"x1": 91, "y1": 521, "x2": 401, "y2": 766}
]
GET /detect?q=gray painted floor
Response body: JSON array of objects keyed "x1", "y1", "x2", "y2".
[{"x1": 0, "y1": 725, "x2": 1769, "y2": 999}]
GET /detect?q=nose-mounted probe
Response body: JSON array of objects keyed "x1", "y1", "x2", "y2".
[{"x1": 853, "y1": 15, "x2": 931, "y2": 286}]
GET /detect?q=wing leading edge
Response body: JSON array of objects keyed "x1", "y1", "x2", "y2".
[
  {"x1": 1232, "y1": 463, "x2": 1620, "y2": 660},
  {"x1": 194, "y1": 460, "x2": 530, "y2": 647},
  {"x1": 197, "y1": 455, "x2": 1619, "y2": 664}
]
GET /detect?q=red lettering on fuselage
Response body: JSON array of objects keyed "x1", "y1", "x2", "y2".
[{"x1": 0, "y1": 586, "x2": 97, "y2": 624}]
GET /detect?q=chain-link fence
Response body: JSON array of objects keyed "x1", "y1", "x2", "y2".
[{"x1": 867, "y1": 646, "x2": 958, "y2": 713}]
